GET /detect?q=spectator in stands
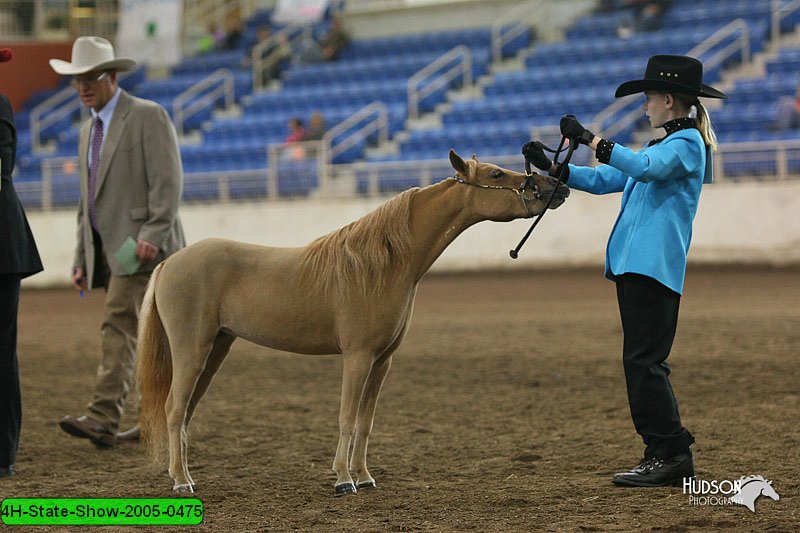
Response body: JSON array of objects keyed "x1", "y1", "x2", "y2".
[
  {"x1": 1, "y1": 47, "x2": 44, "y2": 479},
  {"x1": 303, "y1": 112, "x2": 326, "y2": 141},
  {"x1": 241, "y1": 26, "x2": 293, "y2": 83},
  {"x1": 282, "y1": 117, "x2": 307, "y2": 160},
  {"x1": 615, "y1": 0, "x2": 672, "y2": 37},
  {"x1": 301, "y1": 112, "x2": 327, "y2": 157},
  {"x1": 196, "y1": 23, "x2": 224, "y2": 54},
  {"x1": 219, "y1": 16, "x2": 244, "y2": 50},
  {"x1": 523, "y1": 54, "x2": 726, "y2": 488},
  {"x1": 296, "y1": 16, "x2": 350, "y2": 64},
  {"x1": 284, "y1": 117, "x2": 306, "y2": 144},
  {"x1": 49, "y1": 36, "x2": 185, "y2": 447},
  {"x1": 773, "y1": 86, "x2": 800, "y2": 132}
]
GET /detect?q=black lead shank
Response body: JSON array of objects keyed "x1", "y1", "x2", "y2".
[{"x1": 509, "y1": 136, "x2": 573, "y2": 259}]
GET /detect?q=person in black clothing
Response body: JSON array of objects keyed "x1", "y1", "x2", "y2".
[
  {"x1": 0, "y1": 48, "x2": 44, "y2": 478},
  {"x1": 523, "y1": 55, "x2": 726, "y2": 487},
  {"x1": 220, "y1": 17, "x2": 244, "y2": 50}
]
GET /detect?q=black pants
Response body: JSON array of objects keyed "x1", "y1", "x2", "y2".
[
  {"x1": 0, "y1": 274, "x2": 21, "y2": 466},
  {"x1": 616, "y1": 273, "x2": 694, "y2": 459}
]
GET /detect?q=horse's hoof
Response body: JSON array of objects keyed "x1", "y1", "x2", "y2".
[
  {"x1": 334, "y1": 482, "x2": 357, "y2": 496},
  {"x1": 356, "y1": 480, "x2": 376, "y2": 490},
  {"x1": 173, "y1": 483, "x2": 194, "y2": 494}
]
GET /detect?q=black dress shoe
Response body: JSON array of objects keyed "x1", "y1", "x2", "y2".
[
  {"x1": 116, "y1": 426, "x2": 140, "y2": 443},
  {"x1": 612, "y1": 451, "x2": 695, "y2": 487},
  {"x1": 59, "y1": 415, "x2": 116, "y2": 447},
  {"x1": 0, "y1": 465, "x2": 16, "y2": 478}
]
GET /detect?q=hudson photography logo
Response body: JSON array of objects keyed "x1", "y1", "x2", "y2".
[{"x1": 683, "y1": 475, "x2": 780, "y2": 512}]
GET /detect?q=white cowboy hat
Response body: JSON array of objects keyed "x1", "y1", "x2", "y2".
[{"x1": 49, "y1": 36, "x2": 137, "y2": 76}]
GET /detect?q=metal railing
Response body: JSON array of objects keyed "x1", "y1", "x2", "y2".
[
  {"x1": 491, "y1": 0, "x2": 540, "y2": 63},
  {"x1": 182, "y1": 0, "x2": 276, "y2": 56},
  {"x1": 266, "y1": 140, "x2": 323, "y2": 199},
  {"x1": 29, "y1": 85, "x2": 86, "y2": 154},
  {"x1": 18, "y1": 138, "x2": 800, "y2": 210},
  {"x1": 713, "y1": 139, "x2": 800, "y2": 182},
  {"x1": 772, "y1": 0, "x2": 800, "y2": 44},
  {"x1": 689, "y1": 18, "x2": 751, "y2": 69},
  {"x1": 251, "y1": 25, "x2": 311, "y2": 91},
  {"x1": 591, "y1": 18, "x2": 751, "y2": 140},
  {"x1": 173, "y1": 68, "x2": 235, "y2": 136},
  {"x1": 408, "y1": 45, "x2": 473, "y2": 120},
  {"x1": 319, "y1": 101, "x2": 389, "y2": 190}
]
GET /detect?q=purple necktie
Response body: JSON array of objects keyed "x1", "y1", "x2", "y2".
[{"x1": 88, "y1": 117, "x2": 103, "y2": 230}]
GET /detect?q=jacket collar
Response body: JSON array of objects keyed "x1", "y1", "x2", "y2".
[
  {"x1": 663, "y1": 117, "x2": 697, "y2": 136},
  {"x1": 648, "y1": 117, "x2": 698, "y2": 146}
]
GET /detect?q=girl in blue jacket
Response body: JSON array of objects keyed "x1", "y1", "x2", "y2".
[{"x1": 524, "y1": 54, "x2": 726, "y2": 487}]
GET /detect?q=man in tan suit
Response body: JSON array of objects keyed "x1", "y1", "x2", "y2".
[{"x1": 51, "y1": 36, "x2": 185, "y2": 447}]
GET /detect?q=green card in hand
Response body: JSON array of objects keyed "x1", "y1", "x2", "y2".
[{"x1": 114, "y1": 236, "x2": 141, "y2": 275}]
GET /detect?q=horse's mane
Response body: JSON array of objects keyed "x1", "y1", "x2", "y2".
[{"x1": 299, "y1": 188, "x2": 418, "y2": 299}]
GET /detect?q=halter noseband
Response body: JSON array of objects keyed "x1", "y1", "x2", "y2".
[
  {"x1": 448, "y1": 173, "x2": 544, "y2": 218},
  {"x1": 449, "y1": 134, "x2": 575, "y2": 259}
]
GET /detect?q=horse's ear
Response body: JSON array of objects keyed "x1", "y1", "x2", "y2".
[
  {"x1": 471, "y1": 153, "x2": 478, "y2": 162},
  {"x1": 449, "y1": 149, "x2": 468, "y2": 176}
]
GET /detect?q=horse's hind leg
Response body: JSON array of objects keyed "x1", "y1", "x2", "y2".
[
  {"x1": 350, "y1": 352, "x2": 393, "y2": 490},
  {"x1": 186, "y1": 331, "x2": 236, "y2": 426},
  {"x1": 165, "y1": 335, "x2": 216, "y2": 493},
  {"x1": 332, "y1": 349, "x2": 375, "y2": 496}
]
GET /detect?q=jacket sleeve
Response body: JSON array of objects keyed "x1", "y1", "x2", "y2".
[
  {"x1": 608, "y1": 135, "x2": 703, "y2": 183},
  {"x1": 566, "y1": 162, "x2": 629, "y2": 194},
  {"x1": 136, "y1": 105, "x2": 183, "y2": 249},
  {"x1": 0, "y1": 94, "x2": 14, "y2": 182}
]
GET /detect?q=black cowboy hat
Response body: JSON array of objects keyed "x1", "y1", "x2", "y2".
[{"x1": 615, "y1": 54, "x2": 727, "y2": 99}]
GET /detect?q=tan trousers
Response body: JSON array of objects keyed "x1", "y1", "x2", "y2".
[{"x1": 86, "y1": 272, "x2": 150, "y2": 432}]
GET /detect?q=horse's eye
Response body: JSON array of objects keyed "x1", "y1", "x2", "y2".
[{"x1": 490, "y1": 169, "x2": 504, "y2": 179}]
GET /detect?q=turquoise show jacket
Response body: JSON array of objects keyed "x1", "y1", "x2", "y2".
[{"x1": 567, "y1": 128, "x2": 712, "y2": 294}]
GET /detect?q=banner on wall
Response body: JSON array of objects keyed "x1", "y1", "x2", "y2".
[
  {"x1": 116, "y1": 0, "x2": 182, "y2": 68},
  {"x1": 272, "y1": 0, "x2": 331, "y2": 25}
]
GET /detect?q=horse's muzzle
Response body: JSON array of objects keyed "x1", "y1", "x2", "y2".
[{"x1": 545, "y1": 177, "x2": 570, "y2": 209}]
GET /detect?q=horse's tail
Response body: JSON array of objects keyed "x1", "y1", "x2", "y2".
[{"x1": 136, "y1": 261, "x2": 171, "y2": 462}]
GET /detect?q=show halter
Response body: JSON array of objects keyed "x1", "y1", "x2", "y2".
[
  {"x1": 509, "y1": 135, "x2": 576, "y2": 259},
  {"x1": 448, "y1": 173, "x2": 544, "y2": 219}
]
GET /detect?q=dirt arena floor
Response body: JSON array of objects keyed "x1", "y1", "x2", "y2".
[{"x1": 3, "y1": 266, "x2": 798, "y2": 532}]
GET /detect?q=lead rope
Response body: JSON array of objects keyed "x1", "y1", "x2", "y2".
[{"x1": 509, "y1": 136, "x2": 574, "y2": 259}]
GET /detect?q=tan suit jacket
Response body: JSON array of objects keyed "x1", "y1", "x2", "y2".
[{"x1": 74, "y1": 90, "x2": 185, "y2": 288}]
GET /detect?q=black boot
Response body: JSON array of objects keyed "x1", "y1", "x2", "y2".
[{"x1": 612, "y1": 450, "x2": 694, "y2": 487}]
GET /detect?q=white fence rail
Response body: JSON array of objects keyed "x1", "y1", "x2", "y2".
[{"x1": 15, "y1": 139, "x2": 800, "y2": 211}]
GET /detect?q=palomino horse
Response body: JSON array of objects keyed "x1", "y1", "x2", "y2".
[{"x1": 137, "y1": 150, "x2": 569, "y2": 495}]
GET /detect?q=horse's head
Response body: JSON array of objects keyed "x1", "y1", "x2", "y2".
[
  {"x1": 732, "y1": 476, "x2": 780, "y2": 512},
  {"x1": 449, "y1": 150, "x2": 570, "y2": 222}
]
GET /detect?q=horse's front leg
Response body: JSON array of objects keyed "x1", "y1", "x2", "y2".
[
  {"x1": 333, "y1": 350, "x2": 374, "y2": 496},
  {"x1": 350, "y1": 352, "x2": 393, "y2": 491}
]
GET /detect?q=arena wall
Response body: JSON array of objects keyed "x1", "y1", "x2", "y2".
[{"x1": 22, "y1": 181, "x2": 800, "y2": 288}]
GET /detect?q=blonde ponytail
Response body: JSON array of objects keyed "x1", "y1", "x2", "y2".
[
  {"x1": 674, "y1": 93, "x2": 718, "y2": 151},
  {"x1": 694, "y1": 100, "x2": 718, "y2": 151}
]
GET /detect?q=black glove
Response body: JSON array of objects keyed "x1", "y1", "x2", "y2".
[
  {"x1": 521, "y1": 141, "x2": 552, "y2": 172},
  {"x1": 560, "y1": 114, "x2": 594, "y2": 145}
]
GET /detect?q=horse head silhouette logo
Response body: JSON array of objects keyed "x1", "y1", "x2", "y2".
[{"x1": 729, "y1": 475, "x2": 780, "y2": 513}]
